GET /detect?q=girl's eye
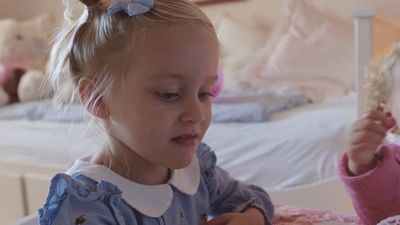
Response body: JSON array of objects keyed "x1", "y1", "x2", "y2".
[
  {"x1": 199, "y1": 92, "x2": 214, "y2": 100},
  {"x1": 158, "y1": 92, "x2": 179, "y2": 101}
]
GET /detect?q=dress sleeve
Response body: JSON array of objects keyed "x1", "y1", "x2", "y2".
[
  {"x1": 196, "y1": 143, "x2": 274, "y2": 225},
  {"x1": 38, "y1": 173, "x2": 136, "y2": 225},
  {"x1": 338, "y1": 144, "x2": 400, "y2": 225}
]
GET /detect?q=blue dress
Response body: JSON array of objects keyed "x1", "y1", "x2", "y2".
[{"x1": 39, "y1": 143, "x2": 274, "y2": 224}]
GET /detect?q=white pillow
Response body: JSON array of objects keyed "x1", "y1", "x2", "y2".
[
  {"x1": 241, "y1": 0, "x2": 354, "y2": 102},
  {"x1": 212, "y1": 13, "x2": 272, "y2": 92}
]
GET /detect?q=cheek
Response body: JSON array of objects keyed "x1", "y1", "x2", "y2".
[{"x1": 204, "y1": 105, "x2": 212, "y2": 126}]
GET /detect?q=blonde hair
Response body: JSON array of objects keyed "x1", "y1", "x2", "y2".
[
  {"x1": 364, "y1": 43, "x2": 400, "y2": 110},
  {"x1": 48, "y1": 0, "x2": 216, "y2": 108}
]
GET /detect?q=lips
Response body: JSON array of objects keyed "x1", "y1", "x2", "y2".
[{"x1": 171, "y1": 134, "x2": 198, "y2": 146}]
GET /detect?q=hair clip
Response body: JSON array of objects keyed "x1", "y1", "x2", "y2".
[{"x1": 107, "y1": 0, "x2": 153, "y2": 16}]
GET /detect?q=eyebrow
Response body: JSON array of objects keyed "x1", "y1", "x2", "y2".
[
  {"x1": 149, "y1": 73, "x2": 219, "y2": 82},
  {"x1": 148, "y1": 74, "x2": 185, "y2": 80}
]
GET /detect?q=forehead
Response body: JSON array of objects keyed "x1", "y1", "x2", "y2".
[
  {"x1": 134, "y1": 24, "x2": 218, "y2": 51},
  {"x1": 125, "y1": 24, "x2": 219, "y2": 76}
]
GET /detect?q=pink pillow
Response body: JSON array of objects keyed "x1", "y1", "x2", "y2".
[
  {"x1": 241, "y1": 0, "x2": 354, "y2": 102},
  {"x1": 213, "y1": 13, "x2": 271, "y2": 92},
  {"x1": 211, "y1": 65, "x2": 224, "y2": 99}
]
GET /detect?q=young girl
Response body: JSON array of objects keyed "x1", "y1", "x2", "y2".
[
  {"x1": 38, "y1": 0, "x2": 274, "y2": 224},
  {"x1": 338, "y1": 44, "x2": 400, "y2": 225}
]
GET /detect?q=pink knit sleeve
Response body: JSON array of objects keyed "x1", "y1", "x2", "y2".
[{"x1": 338, "y1": 144, "x2": 400, "y2": 225}]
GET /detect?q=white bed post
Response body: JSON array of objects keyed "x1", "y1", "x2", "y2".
[{"x1": 351, "y1": 7, "x2": 375, "y2": 118}]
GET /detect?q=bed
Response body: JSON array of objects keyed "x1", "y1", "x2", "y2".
[{"x1": 2, "y1": 0, "x2": 400, "y2": 224}]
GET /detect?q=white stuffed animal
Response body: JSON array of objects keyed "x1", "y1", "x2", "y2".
[{"x1": 0, "y1": 13, "x2": 55, "y2": 106}]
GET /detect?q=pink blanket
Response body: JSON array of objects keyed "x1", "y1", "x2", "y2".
[{"x1": 273, "y1": 205, "x2": 361, "y2": 224}]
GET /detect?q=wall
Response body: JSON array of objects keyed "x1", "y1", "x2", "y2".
[{"x1": 0, "y1": 0, "x2": 64, "y2": 20}]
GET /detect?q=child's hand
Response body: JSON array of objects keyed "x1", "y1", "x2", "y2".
[
  {"x1": 204, "y1": 207, "x2": 265, "y2": 225},
  {"x1": 347, "y1": 108, "x2": 397, "y2": 175}
]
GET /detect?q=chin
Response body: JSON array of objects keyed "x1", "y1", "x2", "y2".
[{"x1": 170, "y1": 157, "x2": 194, "y2": 170}]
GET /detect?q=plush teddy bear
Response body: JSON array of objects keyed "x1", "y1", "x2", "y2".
[{"x1": 0, "y1": 13, "x2": 55, "y2": 106}]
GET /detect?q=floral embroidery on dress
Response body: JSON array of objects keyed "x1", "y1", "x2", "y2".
[
  {"x1": 200, "y1": 213, "x2": 208, "y2": 222},
  {"x1": 75, "y1": 214, "x2": 87, "y2": 224},
  {"x1": 216, "y1": 185, "x2": 224, "y2": 196},
  {"x1": 92, "y1": 186, "x2": 98, "y2": 195},
  {"x1": 245, "y1": 201, "x2": 253, "y2": 209},
  {"x1": 204, "y1": 170, "x2": 209, "y2": 178}
]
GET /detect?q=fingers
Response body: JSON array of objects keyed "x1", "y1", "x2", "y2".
[
  {"x1": 353, "y1": 109, "x2": 396, "y2": 134},
  {"x1": 348, "y1": 128, "x2": 386, "y2": 146},
  {"x1": 346, "y1": 108, "x2": 396, "y2": 175},
  {"x1": 349, "y1": 109, "x2": 395, "y2": 148},
  {"x1": 350, "y1": 118, "x2": 386, "y2": 138}
]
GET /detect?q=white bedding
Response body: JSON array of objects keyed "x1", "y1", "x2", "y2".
[
  {"x1": 0, "y1": 93, "x2": 356, "y2": 190},
  {"x1": 207, "y1": 94, "x2": 356, "y2": 189}
]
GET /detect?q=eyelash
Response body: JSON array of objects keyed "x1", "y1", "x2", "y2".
[
  {"x1": 158, "y1": 92, "x2": 179, "y2": 101},
  {"x1": 157, "y1": 92, "x2": 214, "y2": 102},
  {"x1": 198, "y1": 92, "x2": 215, "y2": 99}
]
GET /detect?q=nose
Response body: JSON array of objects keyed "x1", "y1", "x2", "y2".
[{"x1": 180, "y1": 98, "x2": 207, "y2": 124}]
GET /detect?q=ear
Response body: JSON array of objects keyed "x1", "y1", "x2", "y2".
[{"x1": 78, "y1": 77, "x2": 109, "y2": 119}]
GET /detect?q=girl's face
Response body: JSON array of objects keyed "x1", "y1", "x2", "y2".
[{"x1": 106, "y1": 26, "x2": 219, "y2": 173}]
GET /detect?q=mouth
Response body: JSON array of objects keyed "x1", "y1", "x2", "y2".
[{"x1": 171, "y1": 134, "x2": 198, "y2": 146}]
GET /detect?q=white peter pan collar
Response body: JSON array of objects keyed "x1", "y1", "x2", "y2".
[{"x1": 66, "y1": 155, "x2": 200, "y2": 218}]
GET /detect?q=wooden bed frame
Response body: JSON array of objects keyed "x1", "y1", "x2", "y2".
[
  {"x1": 1, "y1": 161, "x2": 67, "y2": 224},
  {"x1": 4, "y1": 6, "x2": 376, "y2": 225},
  {"x1": 352, "y1": 6, "x2": 376, "y2": 117}
]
